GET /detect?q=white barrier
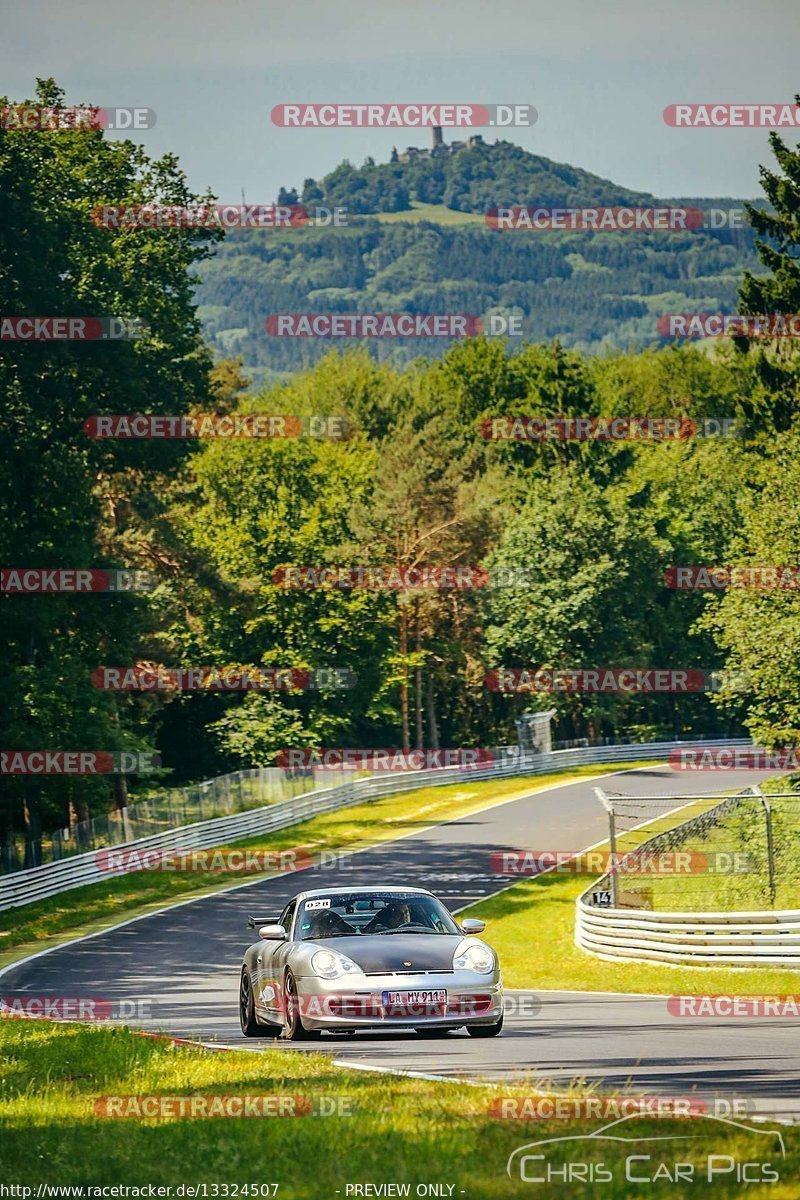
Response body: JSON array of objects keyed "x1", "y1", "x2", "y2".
[
  {"x1": 576, "y1": 899, "x2": 800, "y2": 967},
  {"x1": 0, "y1": 738, "x2": 748, "y2": 912}
]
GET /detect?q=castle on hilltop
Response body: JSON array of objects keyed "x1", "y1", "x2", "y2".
[{"x1": 393, "y1": 125, "x2": 483, "y2": 164}]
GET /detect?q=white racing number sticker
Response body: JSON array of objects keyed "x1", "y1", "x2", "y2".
[{"x1": 304, "y1": 898, "x2": 331, "y2": 910}]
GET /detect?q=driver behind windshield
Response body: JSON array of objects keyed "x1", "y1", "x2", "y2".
[{"x1": 364, "y1": 900, "x2": 411, "y2": 932}]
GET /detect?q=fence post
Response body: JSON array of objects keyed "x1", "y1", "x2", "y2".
[
  {"x1": 765, "y1": 803, "x2": 776, "y2": 907},
  {"x1": 756, "y1": 789, "x2": 776, "y2": 907},
  {"x1": 594, "y1": 787, "x2": 618, "y2": 908},
  {"x1": 608, "y1": 805, "x2": 619, "y2": 908}
]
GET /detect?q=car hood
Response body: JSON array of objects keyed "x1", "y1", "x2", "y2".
[{"x1": 312, "y1": 933, "x2": 463, "y2": 974}]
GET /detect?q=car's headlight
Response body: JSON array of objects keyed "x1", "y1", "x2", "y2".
[
  {"x1": 453, "y1": 942, "x2": 495, "y2": 974},
  {"x1": 311, "y1": 949, "x2": 362, "y2": 979}
]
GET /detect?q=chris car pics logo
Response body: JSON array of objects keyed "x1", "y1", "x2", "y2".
[{"x1": 507, "y1": 1112, "x2": 785, "y2": 1185}]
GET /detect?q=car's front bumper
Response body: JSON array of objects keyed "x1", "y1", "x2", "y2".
[{"x1": 290, "y1": 971, "x2": 504, "y2": 1030}]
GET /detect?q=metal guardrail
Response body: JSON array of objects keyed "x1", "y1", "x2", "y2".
[
  {"x1": 0, "y1": 766, "x2": 327, "y2": 873},
  {"x1": 576, "y1": 903, "x2": 800, "y2": 967},
  {"x1": 0, "y1": 738, "x2": 749, "y2": 913}
]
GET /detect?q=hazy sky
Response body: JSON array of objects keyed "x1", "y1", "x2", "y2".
[{"x1": 4, "y1": 0, "x2": 799, "y2": 202}]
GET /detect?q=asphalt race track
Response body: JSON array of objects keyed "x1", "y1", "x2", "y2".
[{"x1": 4, "y1": 764, "x2": 799, "y2": 1117}]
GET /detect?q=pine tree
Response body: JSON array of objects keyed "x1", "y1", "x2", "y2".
[{"x1": 737, "y1": 96, "x2": 800, "y2": 430}]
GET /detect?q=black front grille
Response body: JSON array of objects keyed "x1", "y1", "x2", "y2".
[{"x1": 363, "y1": 969, "x2": 455, "y2": 977}]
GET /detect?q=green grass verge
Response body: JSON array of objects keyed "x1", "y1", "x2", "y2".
[
  {"x1": 0, "y1": 762, "x2": 652, "y2": 967},
  {"x1": 0, "y1": 1020, "x2": 795, "y2": 1197}
]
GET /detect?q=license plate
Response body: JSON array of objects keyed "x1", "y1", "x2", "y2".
[{"x1": 382, "y1": 989, "x2": 447, "y2": 1008}]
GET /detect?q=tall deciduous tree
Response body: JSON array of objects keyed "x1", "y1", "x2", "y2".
[{"x1": 0, "y1": 78, "x2": 220, "y2": 852}]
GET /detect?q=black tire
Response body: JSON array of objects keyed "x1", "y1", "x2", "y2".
[
  {"x1": 239, "y1": 967, "x2": 281, "y2": 1038},
  {"x1": 283, "y1": 971, "x2": 322, "y2": 1041},
  {"x1": 467, "y1": 1013, "x2": 504, "y2": 1038}
]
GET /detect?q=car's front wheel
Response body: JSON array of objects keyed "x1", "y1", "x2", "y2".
[
  {"x1": 283, "y1": 971, "x2": 322, "y2": 1041},
  {"x1": 467, "y1": 1013, "x2": 504, "y2": 1038},
  {"x1": 239, "y1": 967, "x2": 281, "y2": 1038}
]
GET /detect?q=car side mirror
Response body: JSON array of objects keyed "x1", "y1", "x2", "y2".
[
  {"x1": 461, "y1": 918, "x2": 486, "y2": 934},
  {"x1": 259, "y1": 924, "x2": 287, "y2": 941}
]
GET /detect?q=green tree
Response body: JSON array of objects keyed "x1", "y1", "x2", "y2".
[
  {"x1": 737, "y1": 100, "x2": 800, "y2": 431},
  {"x1": 0, "y1": 78, "x2": 220, "y2": 852},
  {"x1": 698, "y1": 428, "x2": 800, "y2": 746}
]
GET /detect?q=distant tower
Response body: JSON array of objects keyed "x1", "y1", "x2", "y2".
[{"x1": 432, "y1": 125, "x2": 444, "y2": 149}]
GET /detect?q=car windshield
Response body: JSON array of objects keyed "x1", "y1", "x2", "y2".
[{"x1": 296, "y1": 892, "x2": 461, "y2": 940}]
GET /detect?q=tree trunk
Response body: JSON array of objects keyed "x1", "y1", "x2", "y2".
[
  {"x1": 399, "y1": 605, "x2": 410, "y2": 750},
  {"x1": 73, "y1": 789, "x2": 90, "y2": 851},
  {"x1": 23, "y1": 783, "x2": 42, "y2": 868},
  {"x1": 414, "y1": 601, "x2": 423, "y2": 749},
  {"x1": 113, "y1": 773, "x2": 129, "y2": 811},
  {"x1": 426, "y1": 669, "x2": 439, "y2": 749}
]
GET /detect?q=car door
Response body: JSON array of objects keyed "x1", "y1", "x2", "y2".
[{"x1": 255, "y1": 898, "x2": 296, "y2": 1021}]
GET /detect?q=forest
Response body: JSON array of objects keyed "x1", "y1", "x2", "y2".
[{"x1": 1, "y1": 81, "x2": 799, "y2": 850}]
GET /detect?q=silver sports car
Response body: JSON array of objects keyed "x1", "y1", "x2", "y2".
[{"x1": 239, "y1": 885, "x2": 504, "y2": 1040}]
